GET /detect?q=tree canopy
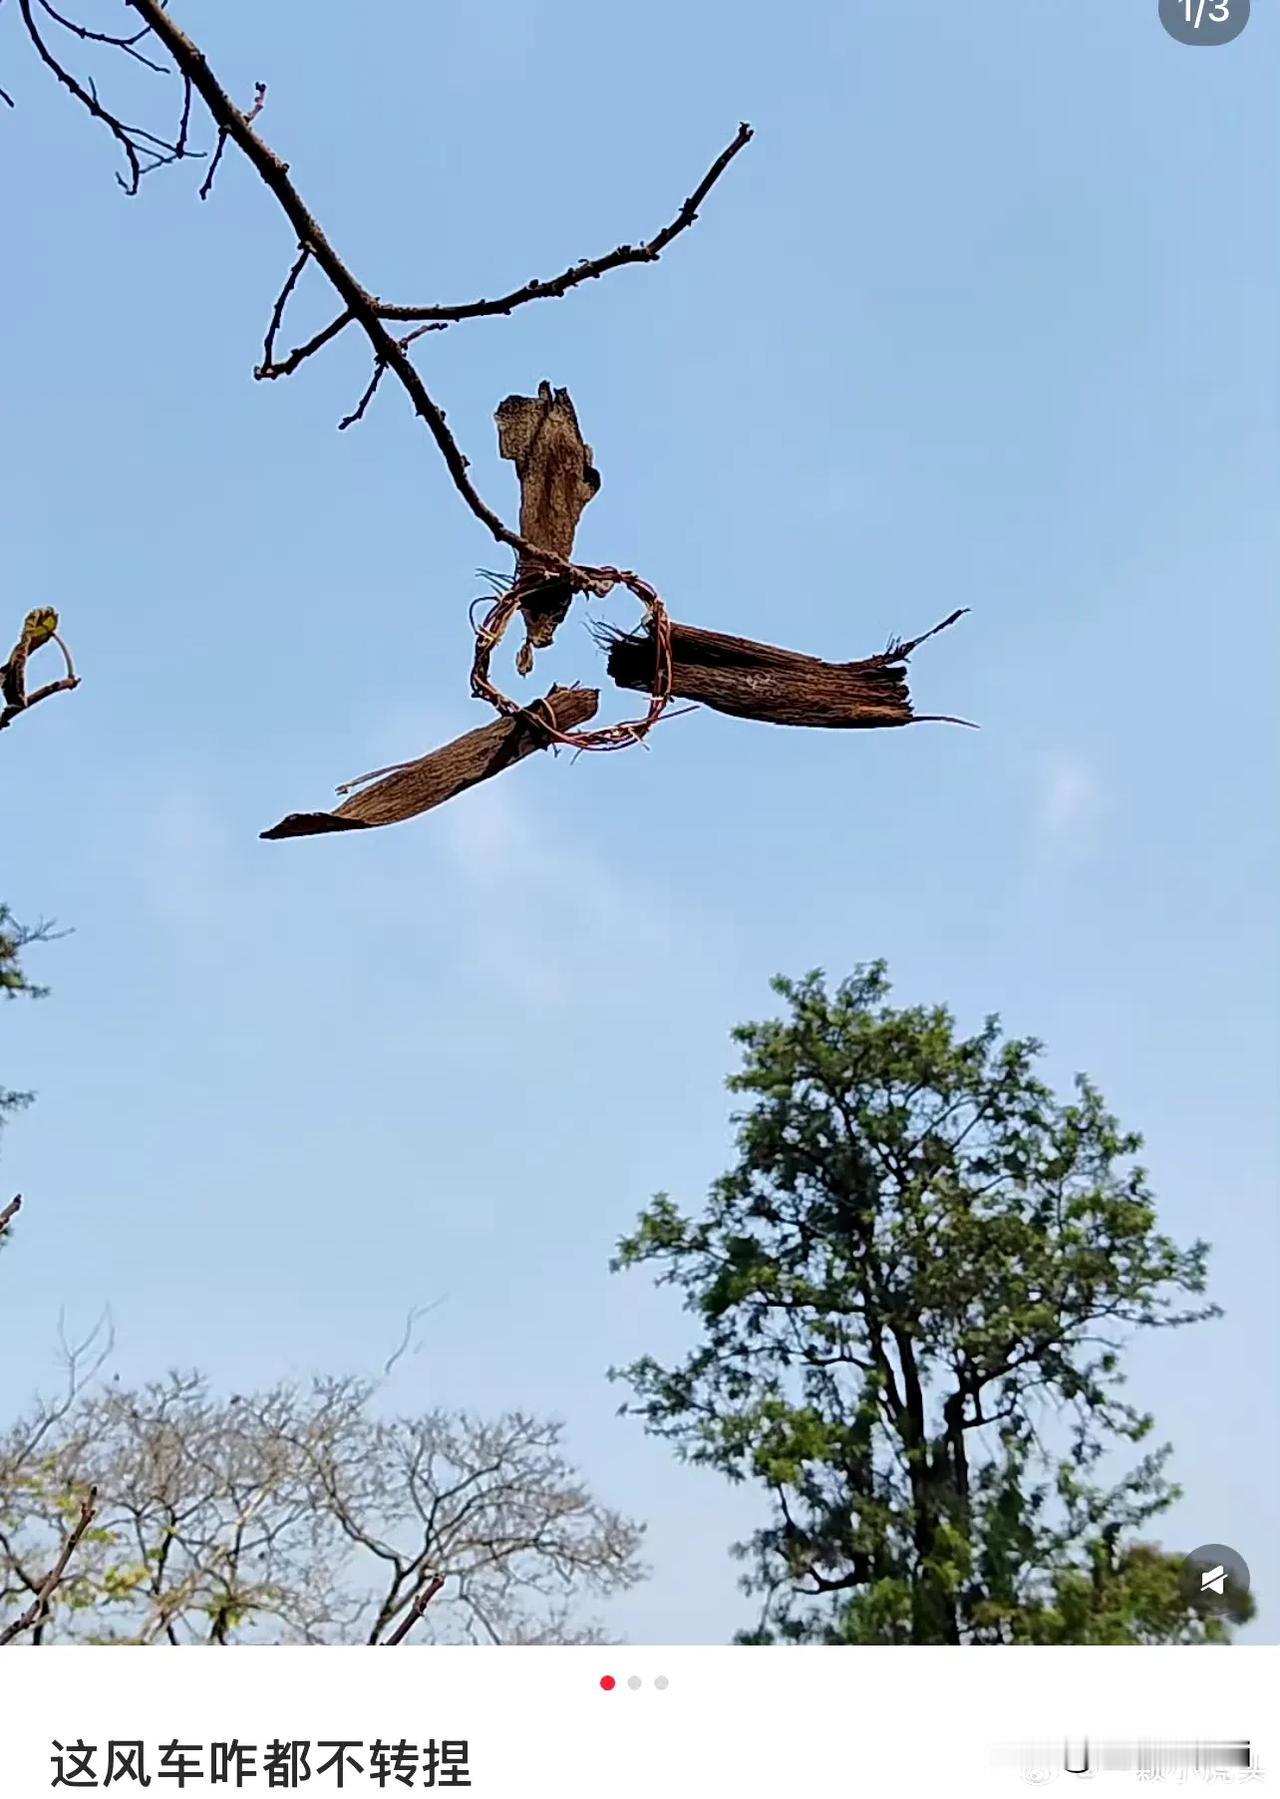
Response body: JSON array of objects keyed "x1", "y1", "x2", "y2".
[
  {"x1": 1, "y1": 909, "x2": 642, "y2": 1645},
  {"x1": 0, "y1": 1370, "x2": 643, "y2": 1645},
  {"x1": 614, "y1": 963, "x2": 1248, "y2": 1644},
  {"x1": 2, "y1": 904, "x2": 59, "y2": 1241}
]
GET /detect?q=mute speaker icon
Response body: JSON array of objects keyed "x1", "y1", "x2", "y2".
[{"x1": 1181, "y1": 1544, "x2": 1249, "y2": 1617}]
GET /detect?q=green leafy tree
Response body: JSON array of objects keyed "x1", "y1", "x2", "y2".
[
  {"x1": 1, "y1": 904, "x2": 56, "y2": 1005},
  {"x1": 614, "y1": 963, "x2": 1250, "y2": 1644},
  {"x1": 2, "y1": 903, "x2": 58, "y2": 1244}
]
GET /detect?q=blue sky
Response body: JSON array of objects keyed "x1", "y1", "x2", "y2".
[{"x1": 2, "y1": 0, "x2": 1276, "y2": 1643}]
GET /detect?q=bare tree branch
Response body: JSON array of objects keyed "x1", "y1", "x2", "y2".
[
  {"x1": 336, "y1": 359, "x2": 390, "y2": 434},
  {"x1": 112, "y1": 0, "x2": 591, "y2": 560},
  {"x1": 0, "y1": 1486, "x2": 97, "y2": 1645},
  {"x1": 379, "y1": 1571, "x2": 445, "y2": 1645},
  {"x1": 33, "y1": 0, "x2": 165, "y2": 72},
  {"x1": 1, "y1": 608, "x2": 79, "y2": 734},
  {"x1": 15, "y1": 0, "x2": 188, "y2": 192},
  {"x1": 0, "y1": 1195, "x2": 21, "y2": 1238},
  {"x1": 11, "y1": 6, "x2": 971, "y2": 754},
  {"x1": 0, "y1": 1374, "x2": 642, "y2": 1643},
  {"x1": 245, "y1": 118, "x2": 758, "y2": 380},
  {"x1": 376, "y1": 122, "x2": 754, "y2": 326},
  {"x1": 257, "y1": 307, "x2": 352, "y2": 382},
  {"x1": 13, "y1": 0, "x2": 749, "y2": 571},
  {"x1": 258, "y1": 243, "x2": 311, "y2": 374}
]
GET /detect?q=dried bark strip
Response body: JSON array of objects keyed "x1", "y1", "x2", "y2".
[
  {"x1": 261, "y1": 685, "x2": 599, "y2": 840},
  {"x1": 495, "y1": 383, "x2": 600, "y2": 673},
  {"x1": 598, "y1": 610, "x2": 970, "y2": 730}
]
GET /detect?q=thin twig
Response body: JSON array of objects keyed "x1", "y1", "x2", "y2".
[
  {"x1": 0, "y1": 1195, "x2": 21, "y2": 1238},
  {"x1": 0, "y1": 1487, "x2": 98, "y2": 1645},
  {"x1": 175, "y1": 71, "x2": 192, "y2": 158},
  {"x1": 16, "y1": 0, "x2": 750, "y2": 620},
  {"x1": 380, "y1": 1299, "x2": 445, "y2": 1379},
  {"x1": 380, "y1": 1571, "x2": 445, "y2": 1645},
  {"x1": 398, "y1": 321, "x2": 448, "y2": 348},
  {"x1": 35, "y1": 0, "x2": 166, "y2": 72},
  {"x1": 338, "y1": 360, "x2": 389, "y2": 432},
  {"x1": 377, "y1": 123, "x2": 754, "y2": 325},
  {"x1": 18, "y1": 0, "x2": 187, "y2": 192},
  {"x1": 256, "y1": 308, "x2": 352, "y2": 381},
  {"x1": 108, "y1": 1, "x2": 747, "y2": 566},
  {"x1": 258, "y1": 243, "x2": 310, "y2": 374},
  {"x1": 198, "y1": 84, "x2": 263, "y2": 202},
  {"x1": 198, "y1": 127, "x2": 227, "y2": 200},
  {"x1": 120, "y1": 0, "x2": 542, "y2": 559},
  {"x1": 19, "y1": 0, "x2": 142, "y2": 189}
]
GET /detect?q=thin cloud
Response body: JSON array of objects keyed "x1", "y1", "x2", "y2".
[
  {"x1": 1036, "y1": 756, "x2": 1107, "y2": 857},
  {"x1": 129, "y1": 778, "x2": 244, "y2": 931},
  {"x1": 437, "y1": 777, "x2": 694, "y2": 1015}
]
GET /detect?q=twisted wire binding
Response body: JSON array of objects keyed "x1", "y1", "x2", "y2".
[{"x1": 468, "y1": 562, "x2": 683, "y2": 754}]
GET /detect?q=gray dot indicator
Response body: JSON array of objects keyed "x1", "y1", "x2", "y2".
[
  {"x1": 627, "y1": 1676, "x2": 642, "y2": 1691},
  {"x1": 654, "y1": 1675, "x2": 669, "y2": 1691},
  {"x1": 1179, "y1": 1543, "x2": 1251, "y2": 1618}
]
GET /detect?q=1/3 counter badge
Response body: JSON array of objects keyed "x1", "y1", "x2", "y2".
[{"x1": 1160, "y1": 0, "x2": 1249, "y2": 46}]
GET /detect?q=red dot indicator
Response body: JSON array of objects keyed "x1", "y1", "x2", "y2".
[{"x1": 599, "y1": 1675, "x2": 616, "y2": 1691}]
